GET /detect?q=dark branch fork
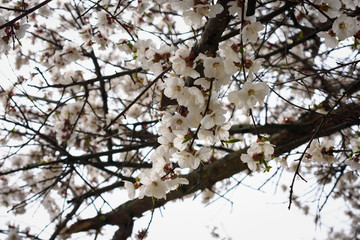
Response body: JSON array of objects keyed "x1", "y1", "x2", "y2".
[
  {"x1": 64, "y1": 100, "x2": 360, "y2": 236},
  {"x1": 60, "y1": 1, "x2": 360, "y2": 239},
  {"x1": 2, "y1": 0, "x2": 359, "y2": 239}
]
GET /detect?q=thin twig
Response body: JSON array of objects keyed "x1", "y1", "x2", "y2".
[
  {"x1": 0, "y1": 0, "x2": 53, "y2": 30},
  {"x1": 104, "y1": 66, "x2": 172, "y2": 130},
  {"x1": 288, "y1": 80, "x2": 360, "y2": 210}
]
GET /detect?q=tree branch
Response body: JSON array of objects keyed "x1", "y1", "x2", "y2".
[
  {"x1": 63, "y1": 100, "x2": 360, "y2": 236},
  {"x1": 0, "y1": 0, "x2": 53, "y2": 30}
]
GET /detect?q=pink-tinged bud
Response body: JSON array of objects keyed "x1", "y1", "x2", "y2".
[
  {"x1": 135, "y1": 229, "x2": 148, "y2": 240},
  {"x1": 296, "y1": 13, "x2": 304, "y2": 21},
  {"x1": 2, "y1": 36, "x2": 9, "y2": 44},
  {"x1": 14, "y1": 22, "x2": 21, "y2": 30},
  {"x1": 283, "y1": 117, "x2": 293, "y2": 123},
  {"x1": 319, "y1": 3, "x2": 330, "y2": 11},
  {"x1": 209, "y1": 154, "x2": 217, "y2": 163},
  {"x1": 244, "y1": 59, "x2": 253, "y2": 69},
  {"x1": 328, "y1": 29, "x2": 336, "y2": 37},
  {"x1": 252, "y1": 152, "x2": 264, "y2": 162},
  {"x1": 106, "y1": 14, "x2": 114, "y2": 25}
]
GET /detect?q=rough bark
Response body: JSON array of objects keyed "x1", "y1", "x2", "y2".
[
  {"x1": 62, "y1": 1, "x2": 360, "y2": 238},
  {"x1": 64, "y1": 100, "x2": 360, "y2": 236}
]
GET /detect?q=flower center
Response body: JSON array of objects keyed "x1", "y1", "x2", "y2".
[
  {"x1": 339, "y1": 22, "x2": 347, "y2": 30},
  {"x1": 213, "y1": 62, "x2": 221, "y2": 69},
  {"x1": 248, "y1": 89, "x2": 255, "y2": 96},
  {"x1": 252, "y1": 152, "x2": 265, "y2": 162},
  {"x1": 176, "y1": 119, "x2": 183, "y2": 125}
]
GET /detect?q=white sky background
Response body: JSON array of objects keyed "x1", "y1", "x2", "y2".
[
  {"x1": 0, "y1": 69, "x2": 347, "y2": 238},
  {"x1": 0, "y1": 64, "x2": 344, "y2": 240},
  {"x1": 0, "y1": 165, "x2": 340, "y2": 240},
  {"x1": 0, "y1": 3, "x2": 356, "y2": 240},
  {"x1": 131, "y1": 172, "x2": 340, "y2": 240}
]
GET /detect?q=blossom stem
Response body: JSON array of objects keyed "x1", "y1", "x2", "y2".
[{"x1": 249, "y1": 109, "x2": 260, "y2": 138}]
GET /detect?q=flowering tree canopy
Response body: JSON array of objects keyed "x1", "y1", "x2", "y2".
[{"x1": 0, "y1": 0, "x2": 360, "y2": 239}]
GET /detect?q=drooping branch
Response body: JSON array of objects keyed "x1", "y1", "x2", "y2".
[
  {"x1": 2, "y1": 0, "x2": 359, "y2": 239},
  {"x1": 63, "y1": 99, "x2": 360, "y2": 237},
  {"x1": 58, "y1": 2, "x2": 360, "y2": 238}
]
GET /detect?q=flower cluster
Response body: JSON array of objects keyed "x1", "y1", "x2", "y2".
[
  {"x1": 182, "y1": 1, "x2": 224, "y2": 28},
  {"x1": 228, "y1": 81, "x2": 269, "y2": 111},
  {"x1": 316, "y1": 1, "x2": 359, "y2": 48},
  {"x1": 1, "y1": 0, "x2": 360, "y2": 239},
  {"x1": 124, "y1": 146, "x2": 190, "y2": 200},
  {"x1": 304, "y1": 138, "x2": 336, "y2": 164},
  {"x1": 241, "y1": 136, "x2": 275, "y2": 172},
  {"x1": 113, "y1": 0, "x2": 273, "y2": 200},
  {"x1": 0, "y1": 16, "x2": 30, "y2": 53},
  {"x1": 345, "y1": 138, "x2": 360, "y2": 170},
  {"x1": 53, "y1": 102, "x2": 84, "y2": 145}
]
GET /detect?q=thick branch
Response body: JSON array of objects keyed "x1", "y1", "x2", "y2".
[
  {"x1": 58, "y1": 1, "x2": 360, "y2": 238},
  {"x1": 191, "y1": 0, "x2": 232, "y2": 56},
  {"x1": 64, "y1": 101, "x2": 360, "y2": 235}
]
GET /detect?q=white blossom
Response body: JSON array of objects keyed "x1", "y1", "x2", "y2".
[
  {"x1": 187, "y1": 87, "x2": 205, "y2": 108},
  {"x1": 186, "y1": 110, "x2": 203, "y2": 128},
  {"x1": 194, "y1": 148, "x2": 211, "y2": 164},
  {"x1": 173, "y1": 135, "x2": 188, "y2": 151},
  {"x1": 170, "y1": 46, "x2": 200, "y2": 78},
  {"x1": 201, "y1": 112, "x2": 226, "y2": 130},
  {"x1": 124, "y1": 181, "x2": 136, "y2": 199},
  {"x1": 198, "y1": 129, "x2": 217, "y2": 143},
  {"x1": 175, "y1": 151, "x2": 199, "y2": 169},
  {"x1": 306, "y1": 138, "x2": 336, "y2": 164},
  {"x1": 228, "y1": 1, "x2": 256, "y2": 22},
  {"x1": 166, "y1": 177, "x2": 189, "y2": 191},
  {"x1": 228, "y1": 81, "x2": 269, "y2": 110},
  {"x1": 138, "y1": 169, "x2": 168, "y2": 199},
  {"x1": 275, "y1": 157, "x2": 288, "y2": 169},
  {"x1": 241, "y1": 152, "x2": 258, "y2": 171},
  {"x1": 241, "y1": 21, "x2": 264, "y2": 44},
  {"x1": 245, "y1": 57, "x2": 264, "y2": 80},
  {"x1": 140, "y1": 178, "x2": 168, "y2": 199},
  {"x1": 350, "y1": 138, "x2": 360, "y2": 153},
  {"x1": 345, "y1": 138, "x2": 360, "y2": 170},
  {"x1": 214, "y1": 122, "x2": 231, "y2": 141},
  {"x1": 164, "y1": 77, "x2": 185, "y2": 100},
  {"x1": 318, "y1": 0, "x2": 341, "y2": 22},
  {"x1": 203, "y1": 56, "x2": 226, "y2": 79},
  {"x1": 96, "y1": 11, "x2": 116, "y2": 31},
  {"x1": 342, "y1": 0, "x2": 360, "y2": 10},
  {"x1": 332, "y1": 15, "x2": 357, "y2": 41},
  {"x1": 14, "y1": 20, "x2": 30, "y2": 40},
  {"x1": 5, "y1": 225, "x2": 21, "y2": 240},
  {"x1": 344, "y1": 159, "x2": 360, "y2": 170},
  {"x1": 171, "y1": 0, "x2": 194, "y2": 11},
  {"x1": 241, "y1": 139, "x2": 275, "y2": 171},
  {"x1": 61, "y1": 43, "x2": 83, "y2": 62},
  {"x1": 317, "y1": 31, "x2": 338, "y2": 48},
  {"x1": 183, "y1": 4, "x2": 223, "y2": 28},
  {"x1": 167, "y1": 114, "x2": 189, "y2": 136}
]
